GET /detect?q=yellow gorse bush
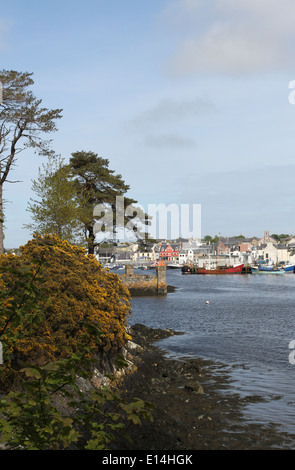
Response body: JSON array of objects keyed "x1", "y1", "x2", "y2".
[{"x1": 0, "y1": 234, "x2": 131, "y2": 388}]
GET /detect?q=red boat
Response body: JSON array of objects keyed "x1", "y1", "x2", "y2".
[{"x1": 182, "y1": 264, "x2": 244, "y2": 274}]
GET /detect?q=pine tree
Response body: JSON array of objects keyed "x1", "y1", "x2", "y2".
[
  {"x1": 0, "y1": 70, "x2": 62, "y2": 252},
  {"x1": 69, "y1": 151, "x2": 142, "y2": 254}
]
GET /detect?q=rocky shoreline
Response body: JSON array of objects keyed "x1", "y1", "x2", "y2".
[{"x1": 111, "y1": 324, "x2": 295, "y2": 450}]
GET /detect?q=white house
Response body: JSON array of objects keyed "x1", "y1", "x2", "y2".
[{"x1": 255, "y1": 242, "x2": 289, "y2": 264}]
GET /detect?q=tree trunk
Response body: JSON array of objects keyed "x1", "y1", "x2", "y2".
[{"x1": 87, "y1": 225, "x2": 95, "y2": 254}]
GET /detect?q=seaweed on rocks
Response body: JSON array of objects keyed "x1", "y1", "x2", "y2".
[{"x1": 111, "y1": 324, "x2": 295, "y2": 450}]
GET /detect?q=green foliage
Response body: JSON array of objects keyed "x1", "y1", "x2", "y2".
[
  {"x1": 0, "y1": 254, "x2": 48, "y2": 384},
  {"x1": 0, "y1": 234, "x2": 131, "y2": 387},
  {"x1": 0, "y1": 239, "x2": 153, "y2": 450},
  {"x1": 203, "y1": 235, "x2": 219, "y2": 244},
  {"x1": 0, "y1": 346, "x2": 153, "y2": 450},
  {"x1": 271, "y1": 233, "x2": 290, "y2": 242},
  {"x1": 69, "y1": 150, "x2": 143, "y2": 253},
  {"x1": 0, "y1": 70, "x2": 62, "y2": 159},
  {"x1": 233, "y1": 234, "x2": 245, "y2": 239},
  {"x1": 25, "y1": 154, "x2": 83, "y2": 243},
  {"x1": 0, "y1": 69, "x2": 63, "y2": 253},
  {"x1": 25, "y1": 150, "x2": 150, "y2": 252},
  {"x1": 279, "y1": 233, "x2": 289, "y2": 240}
]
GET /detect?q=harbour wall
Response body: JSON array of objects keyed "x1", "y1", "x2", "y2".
[{"x1": 120, "y1": 265, "x2": 167, "y2": 296}]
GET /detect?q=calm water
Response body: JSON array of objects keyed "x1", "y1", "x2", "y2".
[{"x1": 129, "y1": 270, "x2": 295, "y2": 436}]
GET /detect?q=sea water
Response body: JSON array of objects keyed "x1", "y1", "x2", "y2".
[{"x1": 129, "y1": 270, "x2": 295, "y2": 437}]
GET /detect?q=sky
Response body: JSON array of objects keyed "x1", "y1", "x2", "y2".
[{"x1": 1, "y1": 0, "x2": 295, "y2": 247}]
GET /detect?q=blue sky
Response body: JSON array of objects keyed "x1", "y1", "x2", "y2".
[{"x1": 1, "y1": 0, "x2": 295, "y2": 247}]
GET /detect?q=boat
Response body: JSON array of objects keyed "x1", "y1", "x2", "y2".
[
  {"x1": 251, "y1": 266, "x2": 285, "y2": 274},
  {"x1": 107, "y1": 264, "x2": 123, "y2": 270},
  {"x1": 182, "y1": 264, "x2": 244, "y2": 274},
  {"x1": 258, "y1": 265, "x2": 273, "y2": 271},
  {"x1": 284, "y1": 264, "x2": 295, "y2": 273},
  {"x1": 166, "y1": 263, "x2": 183, "y2": 269}
]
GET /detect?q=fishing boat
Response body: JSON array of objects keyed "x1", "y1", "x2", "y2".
[
  {"x1": 258, "y1": 265, "x2": 273, "y2": 271},
  {"x1": 166, "y1": 263, "x2": 182, "y2": 269},
  {"x1": 182, "y1": 264, "x2": 244, "y2": 274},
  {"x1": 284, "y1": 264, "x2": 295, "y2": 273},
  {"x1": 251, "y1": 266, "x2": 285, "y2": 274}
]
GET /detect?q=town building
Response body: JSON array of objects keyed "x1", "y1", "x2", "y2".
[
  {"x1": 94, "y1": 230, "x2": 295, "y2": 269},
  {"x1": 156, "y1": 242, "x2": 181, "y2": 263}
]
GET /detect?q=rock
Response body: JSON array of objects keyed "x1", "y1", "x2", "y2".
[
  {"x1": 110, "y1": 323, "x2": 295, "y2": 451},
  {"x1": 127, "y1": 340, "x2": 142, "y2": 351},
  {"x1": 129, "y1": 323, "x2": 184, "y2": 346},
  {"x1": 184, "y1": 381, "x2": 204, "y2": 394}
]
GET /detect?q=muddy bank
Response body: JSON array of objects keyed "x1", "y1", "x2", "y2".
[{"x1": 111, "y1": 324, "x2": 295, "y2": 450}]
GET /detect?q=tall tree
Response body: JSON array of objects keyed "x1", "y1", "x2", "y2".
[
  {"x1": 0, "y1": 70, "x2": 62, "y2": 252},
  {"x1": 69, "y1": 151, "x2": 148, "y2": 254},
  {"x1": 25, "y1": 154, "x2": 83, "y2": 243}
]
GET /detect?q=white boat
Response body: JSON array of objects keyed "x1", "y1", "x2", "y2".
[{"x1": 166, "y1": 263, "x2": 183, "y2": 269}]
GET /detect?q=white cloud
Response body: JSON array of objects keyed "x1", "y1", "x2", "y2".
[
  {"x1": 163, "y1": 0, "x2": 295, "y2": 77},
  {"x1": 130, "y1": 96, "x2": 214, "y2": 129}
]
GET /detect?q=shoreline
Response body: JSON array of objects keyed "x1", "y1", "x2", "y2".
[{"x1": 111, "y1": 324, "x2": 295, "y2": 450}]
